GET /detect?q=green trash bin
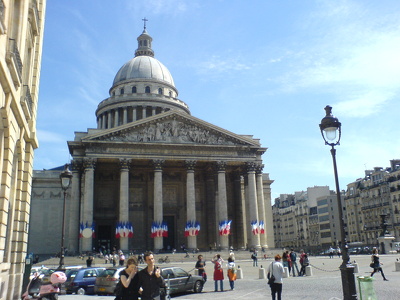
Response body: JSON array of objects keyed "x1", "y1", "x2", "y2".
[{"x1": 357, "y1": 276, "x2": 377, "y2": 300}]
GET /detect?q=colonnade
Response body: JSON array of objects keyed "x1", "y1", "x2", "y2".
[
  {"x1": 97, "y1": 105, "x2": 170, "y2": 129},
  {"x1": 70, "y1": 158, "x2": 267, "y2": 252}
]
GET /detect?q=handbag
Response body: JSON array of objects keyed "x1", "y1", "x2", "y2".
[
  {"x1": 267, "y1": 262, "x2": 275, "y2": 285},
  {"x1": 369, "y1": 262, "x2": 375, "y2": 268}
]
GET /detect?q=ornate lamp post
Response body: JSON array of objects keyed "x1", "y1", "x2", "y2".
[
  {"x1": 319, "y1": 106, "x2": 357, "y2": 300},
  {"x1": 58, "y1": 164, "x2": 73, "y2": 270}
]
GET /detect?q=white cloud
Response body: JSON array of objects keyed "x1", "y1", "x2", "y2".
[
  {"x1": 272, "y1": 0, "x2": 400, "y2": 118},
  {"x1": 37, "y1": 130, "x2": 67, "y2": 143}
]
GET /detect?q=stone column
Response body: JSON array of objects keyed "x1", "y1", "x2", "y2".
[
  {"x1": 107, "y1": 111, "x2": 112, "y2": 129},
  {"x1": 185, "y1": 160, "x2": 197, "y2": 250},
  {"x1": 153, "y1": 160, "x2": 164, "y2": 251},
  {"x1": 246, "y1": 162, "x2": 260, "y2": 249},
  {"x1": 68, "y1": 160, "x2": 81, "y2": 254},
  {"x1": 114, "y1": 109, "x2": 119, "y2": 127},
  {"x1": 142, "y1": 106, "x2": 146, "y2": 119},
  {"x1": 133, "y1": 107, "x2": 137, "y2": 121},
  {"x1": 123, "y1": 107, "x2": 128, "y2": 124},
  {"x1": 119, "y1": 159, "x2": 131, "y2": 251},
  {"x1": 256, "y1": 164, "x2": 268, "y2": 248},
  {"x1": 234, "y1": 173, "x2": 246, "y2": 249},
  {"x1": 81, "y1": 158, "x2": 96, "y2": 252},
  {"x1": 263, "y1": 174, "x2": 275, "y2": 248},
  {"x1": 217, "y1": 161, "x2": 229, "y2": 250},
  {"x1": 102, "y1": 114, "x2": 106, "y2": 129},
  {"x1": 152, "y1": 107, "x2": 156, "y2": 116}
]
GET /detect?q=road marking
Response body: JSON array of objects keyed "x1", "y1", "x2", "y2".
[{"x1": 233, "y1": 288, "x2": 266, "y2": 299}]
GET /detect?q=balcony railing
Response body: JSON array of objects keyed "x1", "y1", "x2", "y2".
[
  {"x1": 21, "y1": 85, "x2": 33, "y2": 117},
  {"x1": 7, "y1": 39, "x2": 23, "y2": 84}
]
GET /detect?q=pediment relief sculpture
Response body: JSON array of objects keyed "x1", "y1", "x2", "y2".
[{"x1": 93, "y1": 119, "x2": 250, "y2": 146}]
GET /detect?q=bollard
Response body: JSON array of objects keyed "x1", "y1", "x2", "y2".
[
  {"x1": 395, "y1": 261, "x2": 400, "y2": 272},
  {"x1": 282, "y1": 267, "x2": 289, "y2": 278},
  {"x1": 305, "y1": 266, "x2": 313, "y2": 276},
  {"x1": 353, "y1": 263, "x2": 359, "y2": 274},
  {"x1": 237, "y1": 266, "x2": 243, "y2": 279},
  {"x1": 259, "y1": 267, "x2": 266, "y2": 279}
]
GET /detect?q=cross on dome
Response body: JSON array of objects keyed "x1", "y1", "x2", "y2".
[{"x1": 142, "y1": 17, "x2": 148, "y2": 29}]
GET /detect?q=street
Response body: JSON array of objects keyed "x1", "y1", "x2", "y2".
[{"x1": 54, "y1": 252, "x2": 400, "y2": 300}]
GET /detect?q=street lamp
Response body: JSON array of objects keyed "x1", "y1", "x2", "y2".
[
  {"x1": 58, "y1": 164, "x2": 73, "y2": 270},
  {"x1": 319, "y1": 105, "x2": 357, "y2": 300}
]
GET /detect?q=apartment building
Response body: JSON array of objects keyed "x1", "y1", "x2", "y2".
[{"x1": 0, "y1": 1, "x2": 46, "y2": 299}]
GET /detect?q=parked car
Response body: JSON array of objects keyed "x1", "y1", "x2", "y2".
[
  {"x1": 41, "y1": 265, "x2": 83, "y2": 284},
  {"x1": 65, "y1": 267, "x2": 105, "y2": 295},
  {"x1": 94, "y1": 267, "x2": 125, "y2": 295},
  {"x1": 161, "y1": 267, "x2": 204, "y2": 296},
  {"x1": 94, "y1": 266, "x2": 204, "y2": 297}
]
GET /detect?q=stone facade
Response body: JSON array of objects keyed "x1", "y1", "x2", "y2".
[
  {"x1": 344, "y1": 160, "x2": 400, "y2": 246},
  {"x1": 28, "y1": 27, "x2": 273, "y2": 257},
  {"x1": 0, "y1": 0, "x2": 46, "y2": 299}
]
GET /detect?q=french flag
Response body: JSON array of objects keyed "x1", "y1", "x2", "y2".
[
  {"x1": 259, "y1": 220, "x2": 265, "y2": 234},
  {"x1": 251, "y1": 220, "x2": 259, "y2": 235}
]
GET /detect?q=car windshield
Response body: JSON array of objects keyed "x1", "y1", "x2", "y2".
[
  {"x1": 99, "y1": 269, "x2": 117, "y2": 277},
  {"x1": 67, "y1": 270, "x2": 78, "y2": 279}
]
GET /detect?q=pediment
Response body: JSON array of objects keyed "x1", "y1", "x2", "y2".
[{"x1": 83, "y1": 111, "x2": 259, "y2": 147}]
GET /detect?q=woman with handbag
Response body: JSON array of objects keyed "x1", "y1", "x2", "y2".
[
  {"x1": 212, "y1": 254, "x2": 224, "y2": 292},
  {"x1": 370, "y1": 248, "x2": 389, "y2": 281},
  {"x1": 267, "y1": 254, "x2": 284, "y2": 300}
]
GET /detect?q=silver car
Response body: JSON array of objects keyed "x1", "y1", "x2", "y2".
[{"x1": 161, "y1": 267, "x2": 204, "y2": 296}]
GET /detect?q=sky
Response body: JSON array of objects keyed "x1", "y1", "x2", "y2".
[{"x1": 35, "y1": 0, "x2": 400, "y2": 200}]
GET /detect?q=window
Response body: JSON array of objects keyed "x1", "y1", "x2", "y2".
[
  {"x1": 169, "y1": 91, "x2": 172, "y2": 97},
  {"x1": 120, "y1": 88, "x2": 124, "y2": 95},
  {"x1": 132, "y1": 86, "x2": 137, "y2": 93},
  {"x1": 145, "y1": 86, "x2": 150, "y2": 93},
  {"x1": 158, "y1": 88, "x2": 163, "y2": 95}
]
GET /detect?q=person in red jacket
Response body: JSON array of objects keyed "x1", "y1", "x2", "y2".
[{"x1": 212, "y1": 254, "x2": 224, "y2": 292}]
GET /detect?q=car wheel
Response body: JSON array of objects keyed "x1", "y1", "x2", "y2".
[
  {"x1": 77, "y1": 287, "x2": 86, "y2": 295},
  {"x1": 193, "y1": 280, "x2": 203, "y2": 293}
]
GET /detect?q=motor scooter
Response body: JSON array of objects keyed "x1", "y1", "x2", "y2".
[{"x1": 22, "y1": 271, "x2": 66, "y2": 300}]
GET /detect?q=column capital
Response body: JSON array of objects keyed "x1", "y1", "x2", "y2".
[
  {"x1": 83, "y1": 158, "x2": 96, "y2": 170},
  {"x1": 185, "y1": 160, "x2": 197, "y2": 171},
  {"x1": 71, "y1": 159, "x2": 83, "y2": 172},
  {"x1": 245, "y1": 162, "x2": 257, "y2": 173},
  {"x1": 152, "y1": 159, "x2": 165, "y2": 170},
  {"x1": 119, "y1": 158, "x2": 132, "y2": 170},
  {"x1": 216, "y1": 161, "x2": 226, "y2": 172},
  {"x1": 256, "y1": 163, "x2": 264, "y2": 175}
]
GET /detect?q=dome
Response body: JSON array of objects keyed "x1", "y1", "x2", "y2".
[
  {"x1": 95, "y1": 26, "x2": 190, "y2": 131},
  {"x1": 112, "y1": 55, "x2": 175, "y2": 87}
]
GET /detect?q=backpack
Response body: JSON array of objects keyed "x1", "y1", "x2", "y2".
[{"x1": 290, "y1": 252, "x2": 296, "y2": 261}]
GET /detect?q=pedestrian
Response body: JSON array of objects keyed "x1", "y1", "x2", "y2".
[
  {"x1": 212, "y1": 254, "x2": 224, "y2": 292},
  {"x1": 227, "y1": 255, "x2": 237, "y2": 290},
  {"x1": 116, "y1": 256, "x2": 140, "y2": 300},
  {"x1": 195, "y1": 255, "x2": 207, "y2": 282},
  {"x1": 285, "y1": 250, "x2": 292, "y2": 275},
  {"x1": 251, "y1": 250, "x2": 258, "y2": 267},
  {"x1": 299, "y1": 250, "x2": 309, "y2": 276},
  {"x1": 104, "y1": 254, "x2": 109, "y2": 264},
  {"x1": 329, "y1": 247, "x2": 334, "y2": 259},
  {"x1": 119, "y1": 252, "x2": 126, "y2": 266},
  {"x1": 282, "y1": 251, "x2": 288, "y2": 269},
  {"x1": 267, "y1": 254, "x2": 284, "y2": 300},
  {"x1": 137, "y1": 251, "x2": 165, "y2": 300},
  {"x1": 86, "y1": 256, "x2": 93, "y2": 267},
  {"x1": 289, "y1": 249, "x2": 299, "y2": 276},
  {"x1": 370, "y1": 248, "x2": 388, "y2": 281}
]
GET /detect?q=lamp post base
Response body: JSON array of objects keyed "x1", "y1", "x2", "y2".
[{"x1": 340, "y1": 264, "x2": 358, "y2": 300}]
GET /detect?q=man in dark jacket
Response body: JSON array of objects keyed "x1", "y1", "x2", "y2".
[{"x1": 138, "y1": 252, "x2": 165, "y2": 300}]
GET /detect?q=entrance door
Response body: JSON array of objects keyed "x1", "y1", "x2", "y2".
[
  {"x1": 97, "y1": 225, "x2": 113, "y2": 253},
  {"x1": 163, "y1": 216, "x2": 175, "y2": 251}
]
